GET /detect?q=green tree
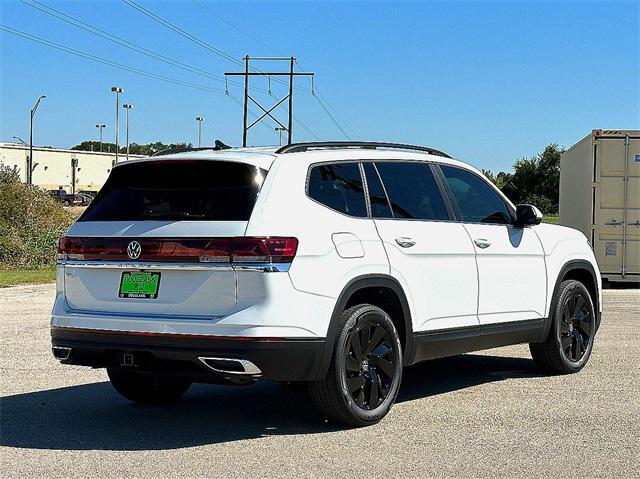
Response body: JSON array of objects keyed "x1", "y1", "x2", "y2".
[
  {"x1": 509, "y1": 144, "x2": 563, "y2": 213},
  {"x1": 483, "y1": 144, "x2": 563, "y2": 214},
  {"x1": 482, "y1": 169, "x2": 513, "y2": 189},
  {"x1": 71, "y1": 141, "x2": 192, "y2": 156},
  {"x1": 71, "y1": 141, "x2": 117, "y2": 153}
]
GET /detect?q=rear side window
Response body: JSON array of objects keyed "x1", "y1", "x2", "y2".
[
  {"x1": 440, "y1": 165, "x2": 513, "y2": 224},
  {"x1": 80, "y1": 161, "x2": 266, "y2": 222},
  {"x1": 307, "y1": 163, "x2": 367, "y2": 217},
  {"x1": 375, "y1": 162, "x2": 449, "y2": 220}
]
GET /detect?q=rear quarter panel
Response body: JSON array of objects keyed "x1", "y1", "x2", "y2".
[{"x1": 246, "y1": 157, "x2": 390, "y2": 300}]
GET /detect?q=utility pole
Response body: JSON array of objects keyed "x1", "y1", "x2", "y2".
[
  {"x1": 96, "y1": 124, "x2": 106, "y2": 152},
  {"x1": 195, "y1": 116, "x2": 205, "y2": 147},
  {"x1": 275, "y1": 127, "x2": 286, "y2": 146},
  {"x1": 111, "y1": 86, "x2": 124, "y2": 163},
  {"x1": 123, "y1": 104, "x2": 133, "y2": 160},
  {"x1": 28, "y1": 95, "x2": 46, "y2": 185},
  {"x1": 225, "y1": 56, "x2": 313, "y2": 147}
]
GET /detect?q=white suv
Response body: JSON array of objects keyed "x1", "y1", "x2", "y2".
[{"x1": 52, "y1": 141, "x2": 601, "y2": 426}]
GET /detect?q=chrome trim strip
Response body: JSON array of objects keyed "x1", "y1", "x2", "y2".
[
  {"x1": 232, "y1": 263, "x2": 290, "y2": 272},
  {"x1": 57, "y1": 260, "x2": 290, "y2": 272},
  {"x1": 198, "y1": 356, "x2": 262, "y2": 375}
]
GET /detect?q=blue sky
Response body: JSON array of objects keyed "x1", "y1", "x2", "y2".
[{"x1": 1, "y1": 0, "x2": 638, "y2": 172}]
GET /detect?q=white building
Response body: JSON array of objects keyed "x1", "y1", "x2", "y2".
[{"x1": 0, "y1": 142, "x2": 145, "y2": 193}]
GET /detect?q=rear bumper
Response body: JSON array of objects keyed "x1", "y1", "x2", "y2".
[{"x1": 51, "y1": 326, "x2": 325, "y2": 383}]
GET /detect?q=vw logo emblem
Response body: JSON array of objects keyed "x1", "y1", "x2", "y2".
[{"x1": 126, "y1": 241, "x2": 142, "y2": 260}]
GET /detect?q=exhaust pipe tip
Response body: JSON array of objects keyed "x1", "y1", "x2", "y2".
[
  {"x1": 52, "y1": 346, "x2": 72, "y2": 361},
  {"x1": 198, "y1": 357, "x2": 262, "y2": 376}
]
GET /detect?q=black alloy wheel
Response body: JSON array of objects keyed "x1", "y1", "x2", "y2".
[
  {"x1": 558, "y1": 288, "x2": 593, "y2": 363},
  {"x1": 344, "y1": 320, "x2": 398, "y2": 410},
  {"x1": 530, "y1": 279, "x2": 596, "y2": 374},
  {"x1": 308, "y1": 304, "x2": 403, "y2": 426}
]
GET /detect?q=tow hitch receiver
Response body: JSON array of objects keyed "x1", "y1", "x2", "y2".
[{"x1": 120, "y1": 352, "x2": 135, "y2": 367}]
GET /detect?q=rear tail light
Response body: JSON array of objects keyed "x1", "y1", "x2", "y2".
[
  {"x1": 57, "y1": 236, "x2": 298, "y2": 264},
  {"x1": 230, "y1": 237, "x2": 298, "y2": 263}
]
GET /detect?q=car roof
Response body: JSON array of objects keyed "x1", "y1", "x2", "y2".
[{"x1": 112, "y1": 143, "x2": 476, "y2": 173}]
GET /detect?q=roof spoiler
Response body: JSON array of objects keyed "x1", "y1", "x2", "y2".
[{"x1": 152, "y1": 140, "x2": 232, "y2": 157}]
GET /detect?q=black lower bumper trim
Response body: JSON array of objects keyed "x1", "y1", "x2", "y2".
[{"x1": 51, "y1": 327, "x2": 325, "y2": 383}]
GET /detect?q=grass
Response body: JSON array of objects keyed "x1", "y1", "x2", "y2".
[
  {"x1": 544, "y1": 215, "x2": 560, "y2": 224},
  {"x1": 0, "y1": 267, "x2": 56, "y2": 288}
]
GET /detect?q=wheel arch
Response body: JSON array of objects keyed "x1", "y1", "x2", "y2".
[
  {"x1": 314, "y1": 274, "x2": 414, "y2": 380},
  {"x1": 539, "y1": 260, "x2": 601, "y2": 342}
]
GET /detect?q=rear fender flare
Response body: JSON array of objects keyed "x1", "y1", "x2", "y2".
[{"x1": 313, "y1": 274, "x2": 414, "y2": 380}]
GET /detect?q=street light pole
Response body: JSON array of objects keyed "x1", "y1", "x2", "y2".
[
  {"x1": 123, "y1": 104, "x2": 133, "y2": 161},
  {"x1": 111, "y1": 86, "x2": 124, "y2": 162},
  {"x1": 195, "y1": 116, "x2": 204, "y2": 147},
  {"x1": 28, "y1": 94, "x2": 46, "y2": 185},
  {"x1": 12, "y1": 136, "x2": 28, "y2": 146},
  {"x1": 275, "y1": 127, "x2": 286, "y2": 146},
  {"x1": 96, "y1": 124, "x2": 106, "y2": 152}
]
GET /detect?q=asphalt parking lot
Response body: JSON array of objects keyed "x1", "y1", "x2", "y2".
[{"x1": 1, "y1": 284, "x2": 638, "y2": 478}]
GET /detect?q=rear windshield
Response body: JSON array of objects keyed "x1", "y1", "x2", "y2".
[{"x1": 80, "y1": 160, "x2": 266, "y2": 222}]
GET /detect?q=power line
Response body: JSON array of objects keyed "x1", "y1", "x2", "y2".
[
  {"x1": 312, "y1": 91, "x2": 352, "y2": 139},
  {"x1": 122, "y1": 0, "x2": 291, "y2": 92},
  {"x1": 121, "y1": 0, "x2": 351, "y2": 141},
  {"x1": 0, "y1": 25, "x2": 225, "y2": 93},
  {"x1": 292, "y1": 114, "x2": 322, "y2": 141},
  {"x1": 314, "y1": 87, "x2": 359, "y2": 138},
  {"x1": 191, "y1": 0, "x2": 285, "y2": 56},
  {"x1": 184, "y1": 1, "x2": 356, "y2": 138},
  {"x1": 19, "y1": 0, "x2": 232, "y2": 86},
  {"x1": 122, "y1": 0, "x2": 244, "y2": 67}
]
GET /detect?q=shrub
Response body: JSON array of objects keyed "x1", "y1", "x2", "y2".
[{"x1": 0, "y1": 165, "x2": 74, "y2": 268}]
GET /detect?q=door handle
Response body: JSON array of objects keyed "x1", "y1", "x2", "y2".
[
  {"x1": 395, "y1": 237, "x2": 416, "y2": 248},
  {"x1": 474, "y1": 238, "x2": 492, "y2": 249}
]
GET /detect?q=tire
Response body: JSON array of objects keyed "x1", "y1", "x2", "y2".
[
  {"x1": 62, "y1": 200, "x2": 70, "y2": 207},
  {"x1": 107, "y1": 368, "x2": 191, "y2": 404},
  {"x1": 309, "y1": 304, "x2": 403, "y2": 427},
  {"x1": 529, "y1": 280, "x2": 596, "y2": 374}
]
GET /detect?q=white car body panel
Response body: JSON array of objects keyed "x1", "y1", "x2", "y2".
[
  {"x1": 534, "y1": 223, "x2": 602, "y2": 316},
  {"x1": 52, "y1": 145, "x2": 602, "y2": 348},
  {"x1": 246, "y1": 156, "x2": 390, "y2": 300},
  {"x1": 463, "y1": 223, "x2": 547, "y2": 324},
  {"x1": 374, "y1": 219, "x2": 479, "y2": 331}
]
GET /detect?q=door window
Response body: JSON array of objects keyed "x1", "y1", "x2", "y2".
[
  {"x1": 440, "y1": 165, "x2": 513, "y2": 224},
  {"x1": 307, "y1": 163, "x2": 368, "y2": 217},
  {"x1": 375, "y1": 162, "x2": 449, "y2": 220},
  {"x1": 363, "y1": 163, "x2": 393, "y2": 218}
]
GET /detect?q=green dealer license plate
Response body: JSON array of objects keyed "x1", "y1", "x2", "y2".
[{"x1": 119, "y1": 272, "x2": 161, "y2": 299}]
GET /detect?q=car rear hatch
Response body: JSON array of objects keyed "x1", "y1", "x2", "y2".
[{"x1": 59, "y1": 158, "x2": 285, "y2": 319}]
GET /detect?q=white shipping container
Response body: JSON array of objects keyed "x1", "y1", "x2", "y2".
[{"x1": 560, "y1": 129, "x2": 640, "y2": 283}]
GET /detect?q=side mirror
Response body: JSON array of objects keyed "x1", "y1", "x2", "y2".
[{"x1": 515, "y1": 204, "x2": 543, "y2": 227}]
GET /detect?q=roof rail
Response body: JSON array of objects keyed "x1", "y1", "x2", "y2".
[
  {"x1": 275, "y1": 141, "x2": 452, "y2": 158},
  {"x1": 152, "y1": 140, "x2": 232, "y2": 157}
]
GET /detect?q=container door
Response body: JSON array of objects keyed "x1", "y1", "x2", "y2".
[{"x1": 594, "y1": 135, "x2": 640, "y2": 277}]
